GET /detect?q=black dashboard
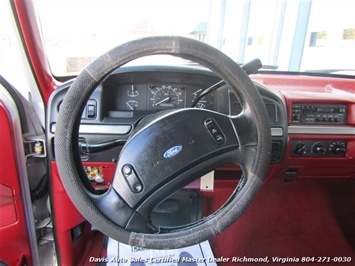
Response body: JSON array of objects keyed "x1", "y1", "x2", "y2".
[{"x1": 47, "y1": 65, "x2": 287, "y2": 163}]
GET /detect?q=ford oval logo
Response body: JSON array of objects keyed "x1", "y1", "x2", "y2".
[{"x1": 163, "y1": 145, "x2": 182, "y2": 158}]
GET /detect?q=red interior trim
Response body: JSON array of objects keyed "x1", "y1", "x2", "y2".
[
  {"x1": 0, "y1": 183, "x2": 17, "y2": 227},
  {"x1": 12, "y1": 0, "x2": 61, "y2": 103},
  {"x1": 0, "y1": 103, "x2": 32, "y2": 266},
  {"x1": 50, "y1": 162, "x2": 89, "y2": 265}
]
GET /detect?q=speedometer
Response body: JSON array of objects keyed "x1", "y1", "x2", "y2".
[{"x1": 149, "y1": 85, "x2": 185, "y2": 110}]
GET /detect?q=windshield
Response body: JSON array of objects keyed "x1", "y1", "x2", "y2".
[{"x1": 36, "y1": 0, "x2": 355, "y2": 77}]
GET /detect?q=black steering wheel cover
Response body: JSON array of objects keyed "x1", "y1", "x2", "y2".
[{"x1": 55, "y1": 36, "x2": 271, "y2": 249}]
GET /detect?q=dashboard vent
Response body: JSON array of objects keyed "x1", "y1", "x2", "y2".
[{"x1": 271, "y1": 141, "x2": 283, "y2": 163}]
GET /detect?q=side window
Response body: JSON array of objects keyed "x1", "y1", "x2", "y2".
[
  {"x1": 0, "y1": 1, "x2": 30, "y2": 99},
  {"x1": 0, "y1": 1, "x2": 45, "y2": 126},
  {"x1": 301, "y1": 0, "x2": 355, "y2": 71}
]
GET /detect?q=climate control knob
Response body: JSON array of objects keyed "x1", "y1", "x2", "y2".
[
  {"x1": 329, "y1": 142, "x2": 347, "y2": 155},
  {"x1": 312, "y1": 142, "x2": 327, "y2": 155},
  {"x1": 294, "y1": 142, "x2": 307, "y2": 155}
]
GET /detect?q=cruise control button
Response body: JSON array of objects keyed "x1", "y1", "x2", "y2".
[
  {"x1": 204, "y1": 118, "x2": 225, "y2": 144},
  {"x1": 125, "y1": 173, "x2": 143, "y2": 193},
  {"x1": 122, "y1": 165, "x2": 143, "y2": 193},
  {"x1": 215, "y1": 135, "x2": 224, "y2": 144},
  {"x1": 122, "y1": 164, "x2": 133, "y2": 175}
]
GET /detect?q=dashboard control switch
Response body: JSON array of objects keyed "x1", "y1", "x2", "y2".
[
  {"x1": 204, "y1": 118, "x2": 225, "y2": 144},
  {"x1": 329, "y1": 142, "x2": 347, "y2": 155},
  {"x1": 122, "y1": 164, "x2": 133, "y2": 175},
  {"x1": 122, "y1": 165, "x2": 143, "y2": 193},
  {"x1": 215, "y1": 135, "x2": 224, "y2": 144},
  {"x1": 294, "y1": 142, "x2": 307, "y2": 155},
  {"x1": 312, "y1": 142, "x2": 327, "y2": 155},
  {"x1": 87, "y1": 104, "x2": 96, "y2": 119}
]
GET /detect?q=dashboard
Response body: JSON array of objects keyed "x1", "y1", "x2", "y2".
[{"x1": 47, "y1": 65, "x2": 355, "y2": 189}]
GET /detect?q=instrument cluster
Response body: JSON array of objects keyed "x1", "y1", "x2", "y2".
[{"x1": 114, "y1": 83, "x2": 215, "y2": 111}]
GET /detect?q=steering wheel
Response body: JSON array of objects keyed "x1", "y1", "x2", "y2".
[{"x1": 55, "y1": 36, "x2": 271, "y2": 249}]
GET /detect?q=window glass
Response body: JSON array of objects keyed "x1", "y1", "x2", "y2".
[
  {"x1": 0, "y1": 0, "x2": 30, "y2": 98},
  {"x1": 36, "y1": 0, "x2": 210, "y2": 76},
  {"x1": 1, "y1": 1, "x2": 45, "y2": 125},
  {"x1": 301, "y1": 0, "x2": 355, "y2": 71},
  {"x1": 36, "y1": 0, "x2": 355, "y2": 76}
]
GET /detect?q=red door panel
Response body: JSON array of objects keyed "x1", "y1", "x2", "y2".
[
  {"x1": 0, "y1": 183, "x2": 17, "y2": 227},
  {"x1": 0, "y1": 104, "x2": 32, "y2": 266}
]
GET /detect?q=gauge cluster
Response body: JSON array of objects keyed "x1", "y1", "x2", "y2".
[
  {"x1": 113, "y1": 83, "x2": 216, "y2": 112},
  {"x1": 48, "y1": 65, "x2": 287, "y2": 163}
]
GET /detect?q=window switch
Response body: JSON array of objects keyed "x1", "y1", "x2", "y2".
[{"x1": 87, "y1": 104, "x2": 96, "y2": 119}]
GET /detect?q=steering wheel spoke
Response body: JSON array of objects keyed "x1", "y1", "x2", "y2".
[
  {"x1": 88, "y1": 188, "x2": 158, "y2": 233},
  {"x1": 230, "y1": 107, "x2": 258, "y2": 146}
]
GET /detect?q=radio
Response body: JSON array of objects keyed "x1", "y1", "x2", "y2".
[{"x1": 292, "y1": 104, "x2": 347, "y2": 124}]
